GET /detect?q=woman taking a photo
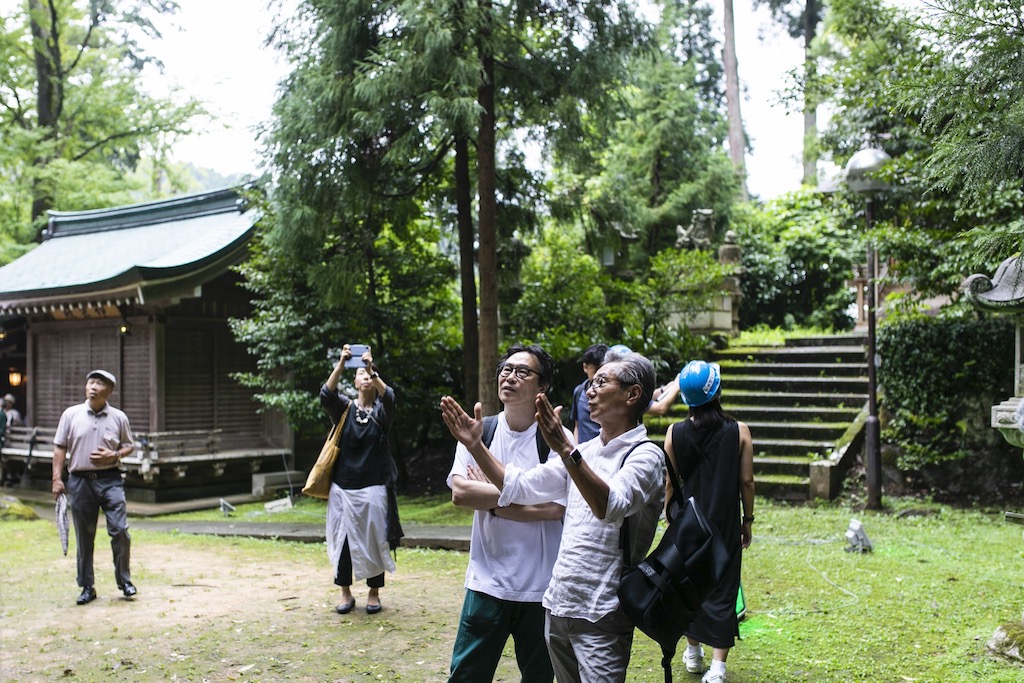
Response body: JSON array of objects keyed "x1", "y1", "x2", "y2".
[{"x1": 320, "y1": 344, "x2": 398, "y2": 615}]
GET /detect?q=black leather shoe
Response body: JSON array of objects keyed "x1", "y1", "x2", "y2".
[
  {"x1": 335, "y1": 599, "x2": 355, "y2": 614},
  {"x1": 122, "y1": 582, "x2": 137, "y2": 598},
  {"x1": 76, "y1": 586, "x2": 97, "y2": 605},
  {"x1": 365, "y1": 602, "x2": 382, "y2": 614}
]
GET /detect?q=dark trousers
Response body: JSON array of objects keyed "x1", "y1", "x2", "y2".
[
  {"x1": 67, "y1": 471, "x2": 131, "y2": 589},
  {"x1": 448, "y1": 589, "x2": 553, "y2": 683},
  {"x1": 334, "y1": 539, "x2": 384, "y2": 588}
]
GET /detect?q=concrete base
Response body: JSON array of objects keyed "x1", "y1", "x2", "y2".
[{"x1": 253, "y1": 470, "x2": 304, "y2": 497}]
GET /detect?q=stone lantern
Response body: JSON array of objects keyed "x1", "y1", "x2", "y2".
[{"x1": 963, "y1": 255, "x2": 1024, "y2": 451}]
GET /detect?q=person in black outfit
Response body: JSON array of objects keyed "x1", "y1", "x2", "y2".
[
  {"x1": 320, "y1": 344, "x2": 398, "y2": 615},
  {"x1": 662, "y1": 361, "x2": 754, "y2": 683}
]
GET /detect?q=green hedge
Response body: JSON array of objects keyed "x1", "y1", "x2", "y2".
[{"x1": 878, "y1": 316, "x2": 1015, "y2": 470}]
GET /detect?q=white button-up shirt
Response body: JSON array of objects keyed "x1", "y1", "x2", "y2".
[{"x1": 498, "y1": 423, "x2": 665, "y2": 622}]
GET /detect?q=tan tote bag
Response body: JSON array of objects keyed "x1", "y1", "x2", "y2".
[{"x1": 301, "y1": 403, "x2": 350, "y2": 499}]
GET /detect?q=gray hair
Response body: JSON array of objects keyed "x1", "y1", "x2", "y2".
[{"x1": 605, "y1": 352, "x2": 656, "y2": 423}]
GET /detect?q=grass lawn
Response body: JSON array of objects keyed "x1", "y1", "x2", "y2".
[{"x1": 2, "y1": 495, "x2": 1021, "y2": 682}]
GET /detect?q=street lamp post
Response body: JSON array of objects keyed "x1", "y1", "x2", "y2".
[{"x1": 845, "y1": 145, "x2": 891, "y2": 511}]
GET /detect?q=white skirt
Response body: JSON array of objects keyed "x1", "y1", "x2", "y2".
[{"x1": 327, "y1": 482, "x2": 396, "y2": 581}]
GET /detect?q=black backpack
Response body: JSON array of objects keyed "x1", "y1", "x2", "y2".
[
  {"x1": 617, "y1": 450, "x2": 731, "y2": 683},
  {"x1": 480, "y1": 414, "x2": 549, "y2": 464}
]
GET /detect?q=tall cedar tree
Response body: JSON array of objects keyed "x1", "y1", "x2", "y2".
[{"x1": 263, "y1": 0, "x2": 649, "y2": 413}]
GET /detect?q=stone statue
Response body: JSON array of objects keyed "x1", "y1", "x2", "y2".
[{"x1": 675, "y1": 209, "x2": 715, "y2": 251}]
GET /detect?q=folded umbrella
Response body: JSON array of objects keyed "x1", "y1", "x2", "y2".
[{"x1": 55, "y1": 493, "x2": 69, "y2": 556}]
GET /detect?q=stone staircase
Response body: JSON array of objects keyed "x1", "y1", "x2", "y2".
[{"x1": 646, "y1": 334, "x2": 868, "y2": 500}]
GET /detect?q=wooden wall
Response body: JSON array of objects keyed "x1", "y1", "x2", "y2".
[{"x1": 24, "y1": 272, "x2": 286, "y2": 448}]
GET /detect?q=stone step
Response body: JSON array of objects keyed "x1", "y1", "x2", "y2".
[
  {"x1": 727, "y1": 405, "x2": 862, "y2": 423},
  {"x1": 725, "y1": 389, "x2": 867, "y2": 408},
  {"x1": 752, "y1": 455, "x2": 817, "y2": 476},
  {"x1": 784, "y1": 334, "x2": 867, "y2": 348},
  {"x1": 646, "y1": 404, "x2": 861, "y2": 425},
  {"x1": 754, "y1": 473, "x2": 812, "y2": 501},
  {"x1": 718, "y1": 346, "x2": 866, "y2": 364},
  {"x1": 752, "y1": 436, "x2": 836, "y2": 458},
  {"x1": 718, "y1": 360, "x2": 867, "y2": 377},
  {"x1": 651, "y1": 334, "x2": 870, "y2": 501},
  {"x1": 745, "y1": 420, "x2": 849, "y2": 442},
  {"x1": 726, "y1": 375, "x2": 868, "y2": 394}
]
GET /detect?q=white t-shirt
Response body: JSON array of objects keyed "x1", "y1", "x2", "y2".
[
  {"x1": 6, "y1": 408, "x2": 22, "y2": 427},
  {"x1": 446, "y1": 412, "x2": 566, "y2": 603}
]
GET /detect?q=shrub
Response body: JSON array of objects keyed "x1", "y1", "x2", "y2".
[
  {"x1": 733, "y1": 193, "x2": 858, "y2": 331},
  {"x1": 878, "y1": 316, "x2": 1016, "y2": 473}
]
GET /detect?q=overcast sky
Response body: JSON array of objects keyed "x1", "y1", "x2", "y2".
[{"x1": 144, "y1": 0, "x2": 816, "y2": 199}]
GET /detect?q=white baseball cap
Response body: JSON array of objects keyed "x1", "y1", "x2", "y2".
[{"x1": 87, "y1": 369, "x2": 117, "y2": 388}]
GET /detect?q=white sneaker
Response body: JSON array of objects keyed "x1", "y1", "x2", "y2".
[
  {"x1": 702, "y1": 671, "x2": 726, "y2": 683},
  {"x1": 683, "y1": 647, "x2": 704, "y2": 674}
]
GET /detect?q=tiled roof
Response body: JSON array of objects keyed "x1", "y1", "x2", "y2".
[{"x1": 0, "y1": 187, "x2": 258, "y2": 314}]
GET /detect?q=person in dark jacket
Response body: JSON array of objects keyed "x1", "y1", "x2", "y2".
[
  {"x1": 662, "y1": 360, "x2": 755, "y2": 683},
  {"x1": 567, "y1": 343, "x2": 607, "y2": 444}
]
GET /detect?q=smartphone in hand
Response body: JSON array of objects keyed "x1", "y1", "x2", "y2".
[{"x1": 345, "y1": 344, "x2": 369, "y2": 368}]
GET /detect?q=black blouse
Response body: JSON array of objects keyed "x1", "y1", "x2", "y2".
[{"x1": 319, "y1": 384, "x2": 396, "y2": 490}]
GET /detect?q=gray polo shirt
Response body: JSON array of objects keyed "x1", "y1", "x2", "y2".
[{"x1": 54, "y1": 401, "x2": 134, "y2": 473}]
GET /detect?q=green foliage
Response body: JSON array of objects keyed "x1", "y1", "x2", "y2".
[
  {"x1": 504, "y1": 224, "x2": 608, "y2": 359},
  {"x1": 817, "y1": 0, "x2": 1024, "y2": 312},
  {"x1": 878, "y1": 316, "x2": 1015, "y2": 470},
  {"x1": 733, "y1": 191, "x2": 858, "y2": 330},
  {"x1": 0, "y1": 497, "x2": 38, "y2": 520},
  {"x1": 754, "y1": 0, "x2": 827, "y2": 41},
  {"x1": 733, "y1": 323, "x2": 838, "y2": 347},
  {"x1": 563, "y1": 1, "x2": 740, "y2": 265},
  {"x1": 0, "y1": 0, "x2": 205, "y2": 240},
  {"x1": 890, "y1": 0, "x2": 1024, "y2": 207},
  {"x1": 505, "y1": 223, "x2": 727, "y2": 374},
  {"x1": 262, "y1": 0, "x2": 657, "y2": 407},
  {"x1": 230, "y1": 193, "x2": 462, "y2": 452},
  {"x1": 615, "y1": 247, "x2": 731, "y2": 367}
]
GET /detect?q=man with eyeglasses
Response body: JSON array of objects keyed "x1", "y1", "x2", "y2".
[
  {"x1": 441, "y1": 351, "x2": 665, "y2": 683},
  {"x1": 444, "y1": 343, "x2": 568, "y2": 683}
]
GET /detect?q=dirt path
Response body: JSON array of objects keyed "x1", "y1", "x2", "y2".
[{"x1": 0, "y1": 526, "x2": 509, "y2": 682}]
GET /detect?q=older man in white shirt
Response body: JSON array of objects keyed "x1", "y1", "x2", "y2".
[{"x1": 441, "y1": 352, "x2": 664, "y2": 683}]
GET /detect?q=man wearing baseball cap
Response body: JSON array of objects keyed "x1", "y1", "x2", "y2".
[{"x1": 51, "y1": 370, "x2": 137, "y2": 605}]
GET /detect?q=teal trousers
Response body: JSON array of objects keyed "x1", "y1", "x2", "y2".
[{"x1": 448, "y1": 589, "x2": 553, "y2": 683}]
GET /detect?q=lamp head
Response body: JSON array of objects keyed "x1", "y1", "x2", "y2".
[{"x1": 845, "y1": 147, "x2": 892, "y2": 194}]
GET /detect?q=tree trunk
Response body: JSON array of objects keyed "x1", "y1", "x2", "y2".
[
  {"x1": 722, "y1": 0, "x2": 748, "y2": 200},
  {"x1": 30, "y1": 0, "x2": 60, "y2": 232},
  {"x1": 476, "y1": 13, "x2": 499, "y2": 416},
  {"x1": 801, "y1": 0, "x2": 819, "y2": 187},
  {"x1": 455, "y1": 136, "x2": 479, "y2": 404}
]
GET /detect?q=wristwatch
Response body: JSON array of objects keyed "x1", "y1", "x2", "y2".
[
  {"x1": 562, "y1": 449, "x2": 583, "y2": 466},
  {"x1": 370, "y1": 372, "x2": 380, "y2": 379}
]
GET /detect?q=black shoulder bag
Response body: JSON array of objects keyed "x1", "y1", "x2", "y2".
[{"x1": 617, "y1": 447, "x2": 731, "y2": 683}]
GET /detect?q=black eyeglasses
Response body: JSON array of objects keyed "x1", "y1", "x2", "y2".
[
  {"x1": 590, "y1": 375, "x2": 623, "y2": 389},
  {"x1": 499, "y1": 364, "x2": 540, "y2": 380}
]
